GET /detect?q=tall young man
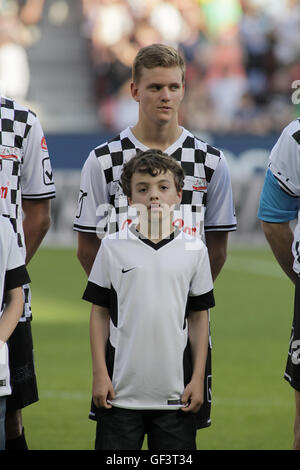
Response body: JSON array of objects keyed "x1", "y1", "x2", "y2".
[
  {"x1": 74, "y1": 43, "x2": 236, "y2": 432},
  {"x1": 0, "y1": 96, "x2": 56, "y2": 449},
  {"x1": 258, "y1": 117, "x2": 300, "y2": 449}
]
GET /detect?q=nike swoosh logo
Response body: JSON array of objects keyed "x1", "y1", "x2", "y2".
[{"x1": 122, "y1": 267, "x2": 136, "y2": 273}]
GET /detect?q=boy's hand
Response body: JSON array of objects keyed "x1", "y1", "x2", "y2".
[
  {"x1": 92, "y1": 372, "x2": 115, "y2": 409},
  {"x1": 181, "y1": 379, "x2": 204, "y2": 413}
]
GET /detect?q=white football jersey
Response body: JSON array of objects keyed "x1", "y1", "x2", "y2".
[
  {"x1": 83, "y1": 226, "x2": 215, "y2": 411},
  {"x1": 0, "y1": 96, "x2": 56, "y2": 320},
  {"x1": 0, "y1": 216, "x2": 30, "y2": 396},
  {"x1": 268, "y1": 118, "x2": 300, "y2": 273}
]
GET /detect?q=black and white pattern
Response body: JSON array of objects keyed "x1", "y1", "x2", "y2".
[
  {"x1": 74, "y1": 127, "x2": 236, "y2": 239},
  {"x1": 0, "y1": 216, "x2": 30, "y2": 396},
  {"x1": 83, "y1": 226, "x2": 215, "y2": 414},
  {"x1": 268, "y1": 117, "x2": 300, "y2": 274},
  {"x1": 0, "y1": 96, "x2": 56, "y2": 321}
]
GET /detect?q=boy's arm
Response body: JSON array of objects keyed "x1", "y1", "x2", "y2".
[
  {"x1": 0, "y1": 287, "x2": 24, "y2": 347},
  {"x1": 181, "y1": 309, "x2": 209, "y2": 413},
  {"x1": 90, "y1": 303, "x2": 115, "y2": 408}
]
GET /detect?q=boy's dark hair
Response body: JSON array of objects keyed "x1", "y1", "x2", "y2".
[
  {"x1": 132, "y1": 43, "x2": 186, "y2": 84},
  {"x1": 121, "y1": 149, "x2": 185, "y2": 198}
]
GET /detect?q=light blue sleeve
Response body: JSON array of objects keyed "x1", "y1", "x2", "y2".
[{"x1": 258, "y1": 169, "x2": 300, "y2": 222}]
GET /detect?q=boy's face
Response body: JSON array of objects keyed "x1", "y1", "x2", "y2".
[
  {"x1": 131, "y1": 66, "x2": 185, "y2": 125},
  {"x1": 128, "y1": 169, "x2": 182, "y2": 224}
]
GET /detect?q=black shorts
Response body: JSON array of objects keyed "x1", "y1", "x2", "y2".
[
  {"x1": 95, "y1": 407, "x2": 197, "y2": 450},
  {"x1": 6, "y1": 321, "x2": 39, "y2": 411},
  {"x1": 284, "y1": 278, "x2": 300, "y2": 392}
]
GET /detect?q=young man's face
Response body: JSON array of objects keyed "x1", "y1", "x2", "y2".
[
  {"x1": 131, "y1": 66, "x2": 185, "y2": 125},
  {"x1": 128, "y1": 169, "x2": 182, "y2": 226}
]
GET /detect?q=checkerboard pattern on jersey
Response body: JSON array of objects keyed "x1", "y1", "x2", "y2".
[
  {"x1": 94, "y1": 132, "x2": 220, "y2": 217},
  {"x1": 0, "y1": 96, "x2": 36, "y2": 149}
]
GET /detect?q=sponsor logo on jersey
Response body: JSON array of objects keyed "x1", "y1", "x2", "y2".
[
  {"x1": 184, "y1": 176, "x2": 207, "y2": 192},
  {"x1": 122, "y1": 267, "x2": 136, "y2": 273},
  {"x1": 41, "y1": 136, "x2": 48, "y2": 151},
  {"x1": 0, "y1": 154, "x2": 18, "y2": 160},
  {"x1": 0, "y1": 186, "x2": 8, "y2": 199},
  {"x1": 42, "y1": 158, "x2": 54, "y2": 185},
  {"x1": 0, "y1": 145, "x2": 21, "y2": 161}
]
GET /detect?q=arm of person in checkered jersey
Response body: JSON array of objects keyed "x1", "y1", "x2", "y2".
[
  {"x1": 205, "y1": 154, "x2": 236, "y2": 281},
  {"x1": 21, "y1": 116, "x2": 55, "y2": 264},
  {"x1": 75, "y1": 151, "x2": 109, "y2": 275}
]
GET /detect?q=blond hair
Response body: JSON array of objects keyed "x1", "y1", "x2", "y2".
[{"x1": 132, "y1": 43, "x2": 186, "y2": 84}]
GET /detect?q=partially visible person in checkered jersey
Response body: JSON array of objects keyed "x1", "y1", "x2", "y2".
[
  {"x1": 0, "y1": 96, "x2": 56, "y2": 449},
  {"x1": 74, "y1": 44, "x2": 236, "y2": 436},
  {"x1": 258, "y1": 117, "x2": 300, "y2": 450}
]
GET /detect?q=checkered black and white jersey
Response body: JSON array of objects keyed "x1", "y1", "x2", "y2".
[
  {"x1": 0, "y1": 96, "x2": 56, "y2": 321},
  {"x1": 74, "y1": 127, "x2": 236, "y2": 239}
]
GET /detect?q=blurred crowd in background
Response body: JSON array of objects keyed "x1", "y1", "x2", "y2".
[{"x1": 1, "y1": 0, "x2": 300, "y2": 135}]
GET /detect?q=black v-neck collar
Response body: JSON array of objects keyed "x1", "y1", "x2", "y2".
[{"x1": 129, "y1": 225, "x2": 181, "y2": 251}]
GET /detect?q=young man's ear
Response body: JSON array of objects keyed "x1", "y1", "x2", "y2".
[{"x1": 130, "y1": 82, "x2": 139, "y2": 103}]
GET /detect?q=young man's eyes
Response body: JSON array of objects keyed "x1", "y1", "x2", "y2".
[{"x1": 149, "y1": 84, "x2": 180, "y2": 91}]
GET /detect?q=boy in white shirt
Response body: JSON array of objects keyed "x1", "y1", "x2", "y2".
[
  {"x1": 83, "y1": 150, "x2": 215, "y2": 450},
  {"x1": 0, "y1": 217, "x2": 30, "y2": 449}
]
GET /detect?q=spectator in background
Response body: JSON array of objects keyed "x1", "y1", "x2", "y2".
[
  {"x1": 273, "y1": 0, "x2": 300, "y2": 69},
  {"x1": 0, "y1": 0, "x2": 46, "y2": 104},
  {"x1": 0, "y1": 11, "x2": 30, "y2": 101},
  {"x1": 238, "y1": 0, "x2": 275, "y2": 104},
  {"x1": 80, "y1": 0, "x2": 297, "y2": 134}
]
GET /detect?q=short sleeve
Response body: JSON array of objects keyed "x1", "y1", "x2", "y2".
[
  {"x1": 5, "y1": 222, "x2": 30, "y2": 290},
  {"x1": 258, "y1": 169, "x2": 299, "y2": 222},
  {"x1": 82, "y1": 240, "x2": 111, "y2": 307},
  {"x1": 74, "y1": 151, "x2": 110, "y2": 233},
  {"x1": 204, "y1": 153, "x2": 237, "y2": 232},
  {"x1": 21, "y1": 117, "x2": 56, "y2": 199},
  {"x1": 268, "y1": 120, "x2": 300, "y2": 197},
  {"x1": 188, "y1": 244, "x2": 215, "y2": 311}
]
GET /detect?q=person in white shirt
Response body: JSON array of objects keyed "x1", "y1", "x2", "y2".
[
  {"x1": 83, "y1": 150, "x2": 215, "y2": 450},
  {"x1": 0, "y1": 216, "x2": 30, "y2": 450},
  {"x1": 75, "y1": 43, "x2": 236, "y2": 431}
]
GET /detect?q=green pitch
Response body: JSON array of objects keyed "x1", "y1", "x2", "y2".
[{"x1": 23, "y1": 246, "x2": 295, "y2": 450}]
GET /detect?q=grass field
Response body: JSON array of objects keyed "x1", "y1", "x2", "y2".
[{"x1": 22, "y1": 246, "x2": 296, "y2": 450}]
